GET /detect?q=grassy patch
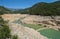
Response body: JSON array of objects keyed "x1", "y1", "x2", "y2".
[
  {"x1": 13, "y1": 20, "x2": 44, "y2": 30},
  {"x1": 39, "y1": 29, "x2": 60, "y2": 39},
  {"x1": 23, "y1": 24, "x2": 44, "y2": 30}
]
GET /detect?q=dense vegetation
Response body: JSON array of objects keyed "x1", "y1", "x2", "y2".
[
  {"x1": 28, "y1": 1, "x2": 60, "y2": 16},
  {"x1": 14, "y1": 1, "x2": 60, "y2": 16},
  {"x1": 0, "y1": 16, "x2": 11, "y2": 39}
]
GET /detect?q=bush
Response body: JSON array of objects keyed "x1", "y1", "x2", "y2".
[
  {"x1": 12, "y1": 35, "x2": 18, "y2": 39},
  {"x1": 0, "y1": 17, "x2": 11, "y2": 39}
]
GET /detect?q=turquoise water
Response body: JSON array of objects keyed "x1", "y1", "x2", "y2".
[
  {"x1": 39, "y1": 29, "x2": 60, "y2": 39},
  {"x1": 13, "y1": 20, "x2": 44, "y2": 30},
  {"x1": 13, "y1": 20, "x2": 60, "y2": 39},
  {"x1": 13, "y1": 20, "x2": 23, "y2": 24}
]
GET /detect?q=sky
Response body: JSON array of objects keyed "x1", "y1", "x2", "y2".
[{"x1": 0, "y1": 0, "x2": 58, "y2": 9}]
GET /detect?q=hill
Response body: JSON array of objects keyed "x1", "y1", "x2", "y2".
[
  {"x1": 14, "y1": 1, "x2": 60, "y2": 16},
  {"x1": 0, "y1": 6, "x2": 11, "y2": 14},
  {"x1": 0, "y1": 1, "x2": 60, "y2": 15}
]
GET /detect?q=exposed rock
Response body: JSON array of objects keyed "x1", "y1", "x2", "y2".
[
  {"x1": 2, "y1": 14, "x2": 60, "y2": 39},
  {"x1": 8, "y1": 23, "x2": 48, "y2": 39}
]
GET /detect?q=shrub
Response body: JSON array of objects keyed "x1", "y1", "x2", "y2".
[
  {"x1": 12, "y1": 35, "x2": 18, "y2": 39},
  {"x1": 0, "y1": 17, "x2": 11, "y2": 39}
]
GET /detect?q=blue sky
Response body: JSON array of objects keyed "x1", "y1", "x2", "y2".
[{"x1": 0, "y1": 0, "x2": 58, "y2": 9}]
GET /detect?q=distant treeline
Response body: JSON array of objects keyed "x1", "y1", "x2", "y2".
[{"x1": 0, "y1": 1, "x2": 60, "y2": 16}]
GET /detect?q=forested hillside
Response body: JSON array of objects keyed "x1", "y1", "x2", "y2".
[
  {"x1": 0, "y1": 6, "x2": 11, "y2": 14},
  {"x1": 28, "y1": 1, "x2": 60, "y2": 16},
  {"x1": 0, "y1": 1, "x2": 60, "y2": 16},
  {"x1": 14, "y1": 1, "x2": 60, "y2": 16}
]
